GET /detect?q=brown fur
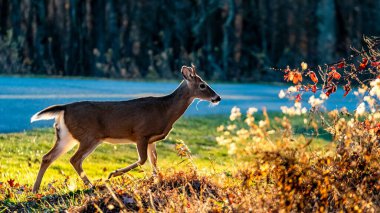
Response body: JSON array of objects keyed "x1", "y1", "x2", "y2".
[{"x1": 31, "y1": 65, "x2": 221, "y2": 192}]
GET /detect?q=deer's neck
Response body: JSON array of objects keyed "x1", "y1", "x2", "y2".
[{"x1": 165, "y1": 81, "x2": 193, "y2": 123}]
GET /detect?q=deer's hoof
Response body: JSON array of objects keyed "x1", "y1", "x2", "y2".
[
  {"x1": 32, "y1": 186, "x2": 39, "y2": 194},
  {"x1": 108, "y1": 170, "x2": 121, "y2": 179},
  {"x1": 86, "y1": 182, "x2": 94, "y2": 189},
  {"x1": 108, "y1": 172, "x2": 114, "y2": 179}
]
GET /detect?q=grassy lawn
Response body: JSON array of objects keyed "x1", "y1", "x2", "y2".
[
  {"x1": 0, "y1": 114, "x2": 332, "y2": 211},
  {"x1": 0, "y1": 113, "x2": 330, "y2": 186},
  {"x1": 0, "y1": 115, "x2": 229, "y2": 185}
]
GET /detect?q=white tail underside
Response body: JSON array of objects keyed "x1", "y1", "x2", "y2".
[{"x1": 31, "y1": 111, "x2": 62, "y2": 123}]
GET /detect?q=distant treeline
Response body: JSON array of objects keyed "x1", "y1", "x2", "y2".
[{"x1": 0, "y1": 0, "x2": 379, "y2": 81}]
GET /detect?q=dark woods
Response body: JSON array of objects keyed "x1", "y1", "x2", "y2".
[{"x1": 0, "y1": 0, "x2": 379, "y2": 81}]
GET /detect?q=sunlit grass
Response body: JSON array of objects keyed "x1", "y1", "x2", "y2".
[
  {"x1": 0, "y1": 116, "x2": 231, "y2": 189},
  {"x1": 0, "y1": 114, "x2": 331, "y2": 211}
]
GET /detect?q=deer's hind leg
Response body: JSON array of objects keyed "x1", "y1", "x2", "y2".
[
  {"x1": 70, "y1": 140, "x2": 100, "y2": 187},
  {"x1": 33, "y1": 115, "x2": 77, "y2": 193}
]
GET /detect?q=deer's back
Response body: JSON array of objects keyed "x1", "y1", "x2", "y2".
[{"x1": 63, "y1": 98, "x2": 171, "y2": 143}]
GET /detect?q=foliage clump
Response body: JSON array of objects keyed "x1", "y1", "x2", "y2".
[{"x1": 215, "y1": 37, "x2": 380, "y2": 212}]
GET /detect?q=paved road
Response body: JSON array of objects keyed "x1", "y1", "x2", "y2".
[{"x1": 0, "y1": 76, "x2": 358, "y2": 133}]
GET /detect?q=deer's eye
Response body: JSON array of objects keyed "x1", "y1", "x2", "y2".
[{"x1": 199, "y1": 83, "x2": 206, "y2": 90}]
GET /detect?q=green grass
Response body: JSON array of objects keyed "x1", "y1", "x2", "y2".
[
  {"x1": 0, "y1": 115, "x2": 232, "y2": 190},
  {"x1": 0, "y1": 114, "x2": 331, "y2": 209}
]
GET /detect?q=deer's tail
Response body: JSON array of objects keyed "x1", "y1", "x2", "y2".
[{"x1": 31, "y1": 105, "x2": 66, "y2": 123}]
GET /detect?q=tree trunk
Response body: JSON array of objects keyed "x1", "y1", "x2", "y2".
[
  {"x1": 222, "y1": 0, "x2": 235, "y2": 80},
  {"x1": 317, "y1": 0, "x2": 337, "y2": 63}
]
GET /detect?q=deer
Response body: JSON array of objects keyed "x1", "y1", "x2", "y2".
[{"x1": 30, "y1": 65, "x2": 221, "y2": 193}]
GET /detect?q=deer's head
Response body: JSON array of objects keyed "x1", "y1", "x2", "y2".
[{"x1": 181, "y1": 65, "x2": 221, "y2": 103}]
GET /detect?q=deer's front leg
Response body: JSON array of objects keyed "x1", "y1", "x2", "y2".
[
  {"x1": 108, "y1": 140, "x2": 148, "y2": 179},
  {"x1": 148, "y1": 143, "x2": 159, "y2": 176}
]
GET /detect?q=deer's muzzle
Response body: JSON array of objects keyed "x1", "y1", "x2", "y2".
[{"x1": 211, "y1": 95, "x2": 221, "y2": 103}]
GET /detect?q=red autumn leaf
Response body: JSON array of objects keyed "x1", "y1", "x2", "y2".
[
  {"x1": 337, "y1": 61, "x2": 345, "y2": 69},
  {"x1": 312, "y1": 85, "x2": 317, "y2": 93},
  {"x1": 371, "y1": 61, "x2": 380, "y2": 67},
  {"x1": 292, "y1": 72, "x2": 303, "y2": 84},
  {"x1": 359, "y1": 63, "x2": 367, "y2": 70},
  {"x1": 329, "y1": 66, "x2": 336, "y2": 71},
  {"x1": 0, "y1": 182, "x2": 3, "y2": 189},
  {"x1": 7, "y1": 179, "x2": 15, "y2": 187},
  {"x1": 308, "y1": 71, "x2": 318, "y2": 83},
  {"x1": 295, "y1": 94, "x2": 302, "y2": 102},
  {"x1": 325, "y1": 83, "x2": 337, "y2": 97},
  {"x1": 359, "y1": 58, "x2": 369, "y2": 71},
  {"x1": 343, "y1": 83, "x2": 351, "y2": 97}
]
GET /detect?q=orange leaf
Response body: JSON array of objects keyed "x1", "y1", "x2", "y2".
[
  {"x1": 328, "y1": 70, "x2": 341, "y2": 80},
  {"x1": 308, "y1": 71, "x2": 318, "y2": 83},
  {"x1": 284, "y1": 71, "x2": 295, "y2": 82},
  {"x1": 333, "y1": 71, "x2": 341, "y2": 80},
  {"x1": 359, "y1": 63, "x2": 366, "y2": 71},
  {"x1": 292, "y1": 72, "x2": 302, "y2": 84}
]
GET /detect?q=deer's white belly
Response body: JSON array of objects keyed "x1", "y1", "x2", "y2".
[{"x1": 103, "y1": 138, "x2": 136, "y2": 144}]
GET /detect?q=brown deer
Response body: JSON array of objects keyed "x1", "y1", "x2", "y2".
[{"x1": 30, "y1": 65, "x2": 221, "y2": 193}]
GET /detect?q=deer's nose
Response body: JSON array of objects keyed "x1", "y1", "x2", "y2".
[{"x1": 211, "y1": 96, "x2": 221, "y2": 103}]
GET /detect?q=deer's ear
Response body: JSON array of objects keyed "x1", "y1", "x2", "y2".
[
  {"x1": 191, "y1": 64, "x2": 198, "y2": 74},
  {"x1": 181, "y1": 66, "x2": 195, "y2": 81}
]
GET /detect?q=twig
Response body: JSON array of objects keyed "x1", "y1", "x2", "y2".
[{"x1": 105, "y1": 182, "x2": 127, "y2": 212}]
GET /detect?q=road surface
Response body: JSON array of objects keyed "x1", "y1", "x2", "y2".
[{"x1": 0, "y1": 76, "x2": 358, "y2": 133}]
